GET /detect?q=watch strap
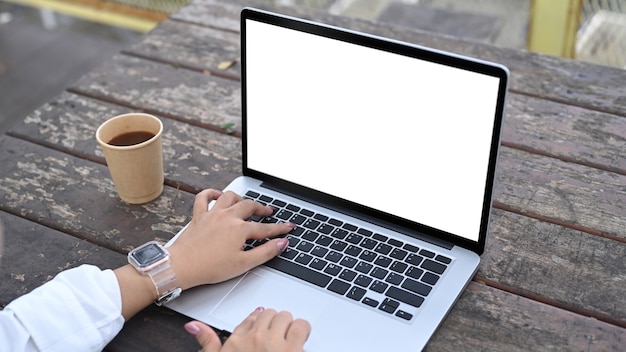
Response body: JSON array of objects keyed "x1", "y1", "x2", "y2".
[{"x1": 146, "y1": 253, "x2": 181, "y2": 306}]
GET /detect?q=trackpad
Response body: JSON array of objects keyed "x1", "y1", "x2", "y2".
[{"x1": 212, "y1": 268, "x2": 331, "y2": 331}]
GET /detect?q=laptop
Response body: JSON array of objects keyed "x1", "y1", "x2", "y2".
[{"x1": 167, "y1": 7, "x2": 508, "y2": 351}]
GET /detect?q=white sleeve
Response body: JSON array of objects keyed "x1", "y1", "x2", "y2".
[{"x1": 0, "y1": 264, "x2": 125, "y2": 352}]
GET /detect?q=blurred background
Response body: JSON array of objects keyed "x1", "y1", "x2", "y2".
[{"x1": 0, "y1": 0, "x2": 625, "y2": 133}]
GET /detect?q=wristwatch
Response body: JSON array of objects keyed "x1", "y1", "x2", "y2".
[{"x1": 128, "y1": 241, "x2": 182, "y2": 306}]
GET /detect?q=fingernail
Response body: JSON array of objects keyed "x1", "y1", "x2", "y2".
[
  {"x1": 276, "y1": 238, "x2": 289, "y2": 252},
  {"x1": 255, "y1": 306, "x2": 265, "y2": 312},
  {"x1": 184, "y1": 322, "x2": 200, "y2": 336},
  {"x1": 286, "y1": 222, "x2": 296, "y2": 229}
]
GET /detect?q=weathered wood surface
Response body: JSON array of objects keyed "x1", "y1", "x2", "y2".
[
  {"x1": 8, "y1": 92, "x2": 241, "y2": 193},
  {"x1": 173, "y1": 0, "x2": 626, "y2": 116},
  {"x1": 1, "y1": 0, "x2": 625, "y2": 350}
]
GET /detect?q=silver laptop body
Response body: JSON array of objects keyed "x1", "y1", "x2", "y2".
[{"x1": 167, "y1": 8, "x2": 509, "y2": 351}]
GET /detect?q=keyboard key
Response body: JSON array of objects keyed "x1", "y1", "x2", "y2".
[
  {"x1": 390, "y1": 248, "x2": 408, "y2": 260},
  {"x1": 290, "y1": 226, "x2": 305, "y2": 236},
  {"x1": 406, "y1": 254, "x2": 423, "y2": 266},
  {"x1": 374, "y1": 243, "x2": 392, "y2": 255},
  {"x1": 419, "y1": 249, "x2": 435, "y2": 258},
  {"x1": 339, "y1": 256, "x2": 357, "y2": 268},
  {"x1": 396, "y1": 310, "x2": 413, "y2": 321},
  {"x1": 403, "y1": 244, "x2": 419, "y2": 253},
  {"x1": 372, "y1": 233, "x2": 387, "y2": 242},
  {"x1": 290, "y1": 214, "x2": 307, "y2": 225},
  {"x1": 328, "y1": 279, "x2": 351, "y2": 295},
  {"x1": 421, "y1": 259, "x2": 447, "y2": 274},
  {"x1": 374, "y1": 255, "x2": 392, "y2": 268},
  {"x1": 347, "y1": 286, "x2": 366, "y2": 301},
  {"x1": 286, "y1": 204, "x2": 300, "y2": 212},
  {"x1": 275, "y1": 209, "x2": 293, "y2": 220},
  {"x1": 302, "y1": 230, "x2": 319, "y2": 241},
  {"x1": 311, "y1": 246, "x2": 328, "y2": 258},
  {"x1": 328, "y1": 218, "x2": 343, "y2": 227},
  {"x1": 386, "y1": 286, "x2": 424, "y2": 308},
  {"x1": 339, "y1": 269, "x2": 357, "y2": 282},
  {"x1": 280, "y1": 248, "x2": 298, "y2": 260},
  {"x1": 296, "y1": 241, "x2": 314, "y2": 253},
  {"x1": 435, "y1": 254, "x2": 452, "y2": 264},
  {"x1": 245, "y1": 190, "x2": 260, "y2": 198},
  {"x1": 295, "y1": 253, "x2": 313, "y2": 265},
  {"x1": 388, "y1": 238, "x2": 403, "y2": 247},
  {"x1": 359, "y1": 250, "x2": 376, "y2": 262},
  {"x1": 355, "y1": 261, "x2": 373, "y2": 274},
  {"x1": 315, "y1": 235, "x2": 332, "y2": 246},
  {"x1": 421, "y1": 272, "x2": 440, "y2": 285},
  {"x1": 344, "y1": 245, "x2": 362, "y2": 257},
  {"x1": 265, "y1": 257, "x2": 332, "y2": 288},
  {"x1": 371, "y1": 267, "x2": 388, "y2": 279},
  {"x1": 309, "y1": 258, "x2": 327, "y2": 270},
  {"x1": 272, "y1": 199, "x2": 287, "y2": 207},
  {"x1": 303, "y1": 219, "x2": 321, "y2": 230},
  {"x1": 406, "y1": 266, "x2": 424, "y2": 280},
  {"x1": 314, "y1": 213, "x2": 329, "y2": 222},
  {"x1": 385, "y1": 272, "x2": 403, "y2": 285},
  {"x1": 346, "y1": 233, "x2": 363, "y2": 244},
  {"x1": 362, "y1": 297, "x2": 378, "y2": 307},
  {"x1": 357, "y1": 228, "x2": 373, "y2": 237},
  {"x1": 401, "y1": 278, "x2": 432, "y2": 296},
  {"x1": 324, "y1": 263, "x2": 341, "y2": 276},
  {"x1": 355, "y1": 275, "x2": 373, "y2": 287},
  {"x1": 259, "y1": 195, "x2": 273, "y2": 203},
  {"x1": 330, "y1": 240, "x2": 348, "y2": 251},
  {"x1": 300, "y1": 209, "x2": 314, "y2": 217},
  {"x1": 331, "y1": 228, "x2": 349, "y2": 239},
  {"x1": 361, "y1": 238, "x2": 378, "y2": 250},
  {"x1": 318, "y1": 223, "x2": 334, "y2": 234},
  {"x1": 325, "y1": 251, "x2": 343, "y2": 263},
  {"x1": 379, "y1": 298, "x2": 399, "y2": 314},
  {"x1": 342, "y1": 223, "x2": 358, "y2": 232},
  {"x1": 370, "y1": 280, "x2": 388, "y2": 293},
  {"x1": 390, "y1": 261, "x2": 408, "y2": 274}
]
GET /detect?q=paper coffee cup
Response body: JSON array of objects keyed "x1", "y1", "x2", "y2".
[{"x1": 96, "y1": 113, "x2": 164, "y2": 204}]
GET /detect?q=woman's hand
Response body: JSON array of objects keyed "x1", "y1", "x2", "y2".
[
  {"x1": 168, "y1": 189, "x2": 295, "y2": 291},
  {"x1": 185, "y1": 307, "x2": 311, "y2": 352}
]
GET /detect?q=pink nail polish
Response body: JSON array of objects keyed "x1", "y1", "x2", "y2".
[
  {"x1": 276, "y1": 238, "x2": 289, "y2": 252},
  {"x1": 184, "y1": 322, "x2": 200, "y2": 336},
  {"x1": 255, "y1": 306, "x2": 265, "y2": 312}
]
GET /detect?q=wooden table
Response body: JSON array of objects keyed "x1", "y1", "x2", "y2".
[{"x1": 1, "y1": 0, "x2": 625, "y2": 350}]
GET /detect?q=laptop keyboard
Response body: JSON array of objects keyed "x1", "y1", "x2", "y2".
[{"x1": 243, "y1": 190, "x2": 452, "y2": 321}]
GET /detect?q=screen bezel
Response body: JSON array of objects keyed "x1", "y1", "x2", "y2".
[{"x1": 240, "y1": 8, "x2": 508, "y2": 255}]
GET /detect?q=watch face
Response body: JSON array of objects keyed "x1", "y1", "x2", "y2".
[{"x1": 131, "y1": 243, "x2": 166, "y2": 267}]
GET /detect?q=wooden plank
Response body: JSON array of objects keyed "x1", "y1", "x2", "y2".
[
  {"x1": 504, "y1": 93, "x2": 626, "y2": 175},
  {"x1": 0, "y1": 135, "x2": 196, "y2": 252},
  {"x1": 427, "y1": 282, "x2": 625, "y2": 351},
  {"x1": 126, "y1": 19, "x2": 241, "y2": 77},
  {"x1": 8, "y1": 92, "x2": 241, "y2": 192},
  {"x1": 494, "y1": 147, "x2": 626, "y2": 241},
  {"x1": 482, "y1": 209, "x2": 626, "y2": 326},
  {"x1": 173, "y1": 0, "x2": 626, "y2": 117},
  {"x1": 69, "y1": 54, "x2": 242, "y2": 134},
  {"x1": 0, "y1": 211, "x2": 126, "y2": 305}
]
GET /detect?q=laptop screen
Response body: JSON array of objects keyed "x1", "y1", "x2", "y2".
[{"x1": 242, "y1": 13, "x2": 507, "y2": 246}]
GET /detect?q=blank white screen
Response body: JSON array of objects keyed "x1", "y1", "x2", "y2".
[{"x1": 245, "y1": 20, "x2": 501, "y2": 242}]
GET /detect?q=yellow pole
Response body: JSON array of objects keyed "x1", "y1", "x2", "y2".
[
  {"x1": 528, "y1": 0, "x2": 583, "y2": 58},
  {"x1": 3, "y1": 0, "x2": 160, "y2": 32}
]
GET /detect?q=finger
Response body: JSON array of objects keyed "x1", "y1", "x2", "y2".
[
  {"x1": 242, "y1": 238, "x2": 289, "y2": 267},
  {"x1": 193, "y1": 189, "x2": 223, "y2": 217},
  {"x1": 245, "y1": 222, "x2": 295, "y2": 241},
  {"x1": 210, "y1": 190, "x2": 243, "y2": 210},
  {"x1": 184, "y1": 321, "x2": 223, "y2": 352},
  {"x1": 232, "y1": 306, "x2": 265, "y2": 334},
  {"x1": 254, "y1": 308, "x2": 278, "y2": 331},
  {"x1": 268, "y1": 311, "x2": 294, "y2": 332},
  {"x1": 285, "y1": 319, "x2": 312, "y2": 345},
  {"x1": 230, "y1": 198, "x2": 274, "y2": 220}
]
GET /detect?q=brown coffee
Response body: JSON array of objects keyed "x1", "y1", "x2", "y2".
[{"x1": 108, "y1": 131, "x2": 155, "y2": 146}]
